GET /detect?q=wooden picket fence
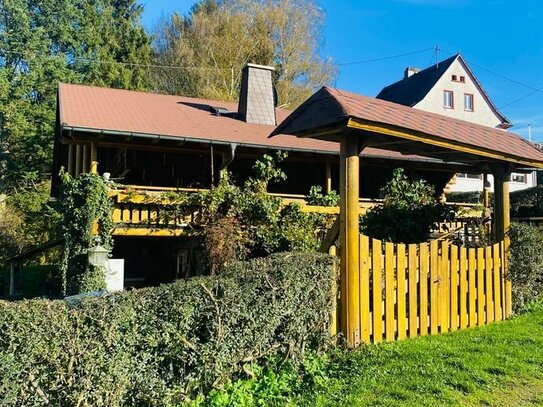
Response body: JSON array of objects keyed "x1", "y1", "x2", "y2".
[{"x1": 336, "y1": 235, "x2": 512, "y2": 344}]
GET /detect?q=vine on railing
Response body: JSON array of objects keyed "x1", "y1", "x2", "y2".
[{"x1": 58, "y1": 172, "x2": 113, "y2": 296}]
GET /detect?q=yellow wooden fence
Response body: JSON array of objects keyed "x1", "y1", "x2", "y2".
[{"x1": 336, "y1": 235, "x2": 512, "y2": 344}]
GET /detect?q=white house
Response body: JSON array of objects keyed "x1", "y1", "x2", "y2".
[{"x1": 377, "y1": 53, "x2": 536, "y2": 193}]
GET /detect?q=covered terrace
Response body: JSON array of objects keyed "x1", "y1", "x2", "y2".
[{"x1": 271, "y1": 86, "x2": 543, "y2": 347}]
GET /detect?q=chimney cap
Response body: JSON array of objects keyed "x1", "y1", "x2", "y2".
[
  {"x1": 243, "y1": 63, "x2": 275, "y2": 72},
  {"x1": 404, "y1": 66, "x2": 420, "y2": 79}
]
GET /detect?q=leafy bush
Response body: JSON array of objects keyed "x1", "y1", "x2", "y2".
[
  {"x1": 58, "y1": 172, "x2": 113, "y2": 295},
  {"x1": 446, "y1": 191, "x2": 492, "y2": 205},
  {"x1": 194, "y1": 152, "x2": 334, "y2": 269},
  {"x1": 308, "y1": 185, "x2": 339, "y2": 207},
  {"x1": 0, "y1": 252, "x2": 335, "y2": 406},
  {"x1": 508, "y1": 223, "x2": 543, "y2": 312},
  {"x1": 0, "y1": 183, "x2": 61, "y2": 264},
  {"x1": 360, "y1": 168, "x2": 455, "y2": 243},
  {"x1": 510, "y1": 185, "x2": 543, "y2": 217}
]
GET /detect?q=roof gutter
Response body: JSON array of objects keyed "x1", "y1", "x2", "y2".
[
  {"x1": 61, "y1": 124, "x2": 340, "y2": 156},
  {"x1": 61, "y1": 124, "x2": 471, "y2": 167}
]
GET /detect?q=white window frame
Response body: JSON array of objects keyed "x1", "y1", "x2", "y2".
[
  {"x1": 443, "y1": 90, "x2": 454, "y2": 109},
  {"x1": 464, "y1": 93, "x2": 474, "y2": 112}
]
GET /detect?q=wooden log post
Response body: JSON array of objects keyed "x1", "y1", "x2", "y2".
[
  {"x1": 67, "y1": 144, "x2": 74, "y2": 176},
  {"x1": 493, "y1": 167, "x2": 512, "y2": 318},
  {"x1": 325, "y1": 161, "x2": 332, "y2": 194},
  {"x1": 340, "y1": 134, "x2": 361, "y2": 347},
  {"x1": 90, "y1": 142, "x2": 98, "y2": 174},
  {"x1": 75, "y1": 145, "x2": 82, "y2": 177}
]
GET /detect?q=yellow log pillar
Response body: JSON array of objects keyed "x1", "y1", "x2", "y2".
[
  {"x1": 340, "y1": 134, "x2": 361, "y2": 347},
  {"x1": 493, "y1": 167, "x2": 512, "y2": 318},
  {"x1": 325, "y1": 161, "x2": 332, "y2": 194},
  {"x1": 90, "y1": 142, "x2": 98, "y2": 174}
]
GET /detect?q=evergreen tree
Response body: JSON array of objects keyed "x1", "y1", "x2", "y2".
[{"x1": 0, "y1": 0, "x2": 152, "y2": 190}]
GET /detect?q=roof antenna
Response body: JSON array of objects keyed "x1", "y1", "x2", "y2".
[{"x1": 435, "y1": 45, "x2": 440, "y2": 70}]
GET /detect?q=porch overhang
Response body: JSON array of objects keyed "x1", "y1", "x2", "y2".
[
  {"x1": 270, "y1": 86, "x2": 543, "y2": 347},
  {"x1": 270, "y1": 87, "x2": 543, "y2": 171}
]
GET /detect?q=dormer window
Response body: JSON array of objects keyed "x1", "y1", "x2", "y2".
[{"x1": 443, "y1": 90, "x2": 454, "y2": 109}]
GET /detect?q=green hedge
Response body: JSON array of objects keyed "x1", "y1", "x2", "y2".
[
  {"x1": 509, "y1": 223, "x2": 543, "y2": 312},
  {"x1": 0, "y1": 252, "x2": 335, "y2": 406},
  {"x1": 510, "y1": 185, "x2": 543, "y2": 217}
]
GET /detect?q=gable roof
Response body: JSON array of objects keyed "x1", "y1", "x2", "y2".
[
  {"x1": 57, "y1": 83, "x2": 449, "y2": 164},
  {"x1": 376, "y1": 54, "x2": 457, "y2": 107},
  {"x1": 376, "y1": 54, "x2": 511, "y2": 128},
  {"x1": 271, "y1": 86, "x2": 543, "y2": 169}
]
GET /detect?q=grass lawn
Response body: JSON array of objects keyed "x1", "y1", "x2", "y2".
[{"x1": 198, "y1": 304, "x2": 543, "y2": 406}]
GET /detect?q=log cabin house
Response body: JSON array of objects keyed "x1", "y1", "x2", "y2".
[{"x1": 52, "y1": 64, "x2": 493, "y2": 288}]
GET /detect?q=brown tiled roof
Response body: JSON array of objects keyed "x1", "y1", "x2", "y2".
[
  {"x1": 57, "y1": 83, "x2": 439, "y2": 163},
  {"x1": 272, "y1": 86, "x2": 543, "y2": 168}
]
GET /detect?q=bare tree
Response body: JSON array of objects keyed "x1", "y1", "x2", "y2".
[{"x1": 152, "y1": 0, "x2": 336, "y2": 108}]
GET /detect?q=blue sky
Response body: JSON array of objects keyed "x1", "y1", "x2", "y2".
[{"x1": 141, "y1": 0, "x2": 543, "y2": 140}]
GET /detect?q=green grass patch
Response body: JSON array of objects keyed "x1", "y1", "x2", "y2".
[{"x1": 195, "y1": 304, "x2": 543, "y2": 406}]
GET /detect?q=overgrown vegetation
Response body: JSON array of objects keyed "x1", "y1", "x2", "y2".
[
  {"x1": 510, "y1": 185, "x2": 543, "y2": 217},
  {"x1": 192, "y1": 302, "x2": 543, "y2": 406},
  {"x1": 0, "y1": 252, "x2": 334, "y2": 406},
  {"x1": 508, "y1": 222, "x2": 543, "y2": 311},
  {"x1": 0, "y1": 183, "x2": 61, "y2": 265},
  {"x1": 146, "y1": 152, "x2": 337, "y2": 273},
  {"x1": 57, "y1": 173, "x2": 113, "y2": 296},
  {"x1": 360, "y1": 168, "x2": 455, "y2": 243}
]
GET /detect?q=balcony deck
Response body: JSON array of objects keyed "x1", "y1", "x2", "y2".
[{"x1": 109, "y1": 185, "x2": 483, "y2": 238}]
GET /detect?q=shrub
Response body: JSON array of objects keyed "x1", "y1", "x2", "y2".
[
  {"x1": 510, "y1": 185, "x2": 543, "y2": 217},
  {"x1": 57, "y1": 173, "x2": 113, "y2": 296},
  {"x1": 361, "y1": 168, "x2": 455, "y2": 243},
  {"x1": 0, "y1": 252, "x2": 335, "y2": 406},
  {"x1": 508, "y1": 223, "x2": 543, "y2": 312}
]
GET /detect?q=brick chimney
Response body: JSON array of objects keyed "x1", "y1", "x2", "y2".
[
  {"x1": 404, "y1": 66, "x2": 421, "y2": 79},
  {"x1": 238, "y1": 63, "x2": 276, "y2": 126}
]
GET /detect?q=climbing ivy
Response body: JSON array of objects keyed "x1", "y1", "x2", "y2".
[{"x1": 57, "y1": 172, "x2": 113, "y2": 296}]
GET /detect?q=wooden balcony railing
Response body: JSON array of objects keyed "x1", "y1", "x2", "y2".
[{"x1": 108, "y1": 185, "x2": 484, "y2": 238}]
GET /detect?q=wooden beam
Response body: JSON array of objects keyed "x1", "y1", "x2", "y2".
[
  {"x1": 75, "y1": 145, "x2": 82, "y2": 177},
  {"x1": 493, "y1": 167, "x2": 512, "y2": 318},
  {"x1": 340, "y1": 134, "x2": 361, "y2": 347},
  {"x1": 82, "y1": 145, "x2": 88, "y2": 175},
  {"x1": 111, "y1": 227, "x2": 198, "y2": 237},
  {"x1": 347, "y1": 118, "x2": 543, "y2": 169},
  {"x1": 67, "y1": 144, "x2": 74, "y2": 175}
]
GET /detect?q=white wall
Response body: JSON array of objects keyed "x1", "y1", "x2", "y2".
[
  {"x1": 411, "y1": 57, "x2": 537, "y2": 193},
  {"x1": 449, "y1": 172, "x2": 537, "y2": 193},
  {"x1": 414, "y1": 58, "x2": 504, "y2": 128}
]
